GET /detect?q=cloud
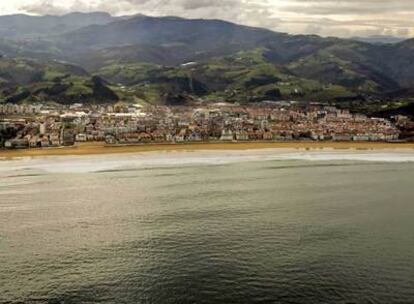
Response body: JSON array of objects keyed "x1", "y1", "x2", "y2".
[
  {"x1": 9, "y1": 0, "x2": 414, "y2": 38},
  {"x1": 275, "y1": 0, "x2": 414, "y2": 37},
  {"x1": 279, "y1": 0, "x2": 414, "y2": 15},
  {"x1": 20, "y1": 0, "x2": 105, "y2": 15}
]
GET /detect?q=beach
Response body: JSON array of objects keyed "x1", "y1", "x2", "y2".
[{"x1": 1, "y1": 141, "x2": 414, "y2": 159}]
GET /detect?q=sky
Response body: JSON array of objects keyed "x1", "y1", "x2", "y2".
[{"x1": 0, "y1": 0, "x2": 413, "y2": 38}]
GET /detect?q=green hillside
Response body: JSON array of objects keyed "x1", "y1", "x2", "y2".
[
  {"x1": 0, "y1": 57, "x2": 118, "y2": 104},
  {"x1": 95, "y1": 49, "x2": 357, "y2": 104}
]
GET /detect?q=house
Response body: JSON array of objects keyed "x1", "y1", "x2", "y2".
[
  {"x1": 263, "y1": 131, "x2": 273, "y2": 140},
  {"x1": 4, "y1": 140, "x2": 12, "y2": 148},
  {"x1": 105, "y1": 135, "x2": 116, "y2": 145},
  {"x1": 175, "y1": 129, "x2": 187, "y2": 142},
  {"x1": 138, "y1": 132, "x2": 151, "y2": 143},
  {"x1": 151, "y1": 130, "x2": 165, "y2": 142},
  {"x1": 235, "y1": 130, "x2": 249, "y2": 141},
  {"x1": 175, "y1": 135, "x2": 185, "y2": 142},
  {"x1": 76, "y1": 133, "x2": 87, "y2": 142},
  {"x1": 254, "y1": 130, "x2": 264, "y2": 140},
  {"x1": 310, "y1": 132, "x2": 325, "y2": 141},
  {"x1": 332, "y1": 134, "x2": 352, "y2": 141},
  {"x1": 165, "y1": 133, "x2": 174, "y2": 142},
  {"x1": 9, "y1": 138, "x2": 29, "y2": 149},
  {"x1": 188, "y1": 132, "x2": 202, "y2": 142},
  {"x1": 220, "y1": 129, "x2": 234, "y2": 141},
  {"x1": 29, "y1": 136, "x2": 39, "y2": 148},
  {"x1": 274, "y1": 132, "x2": 293, "y2": 141},
  {"x1": 352, "y1": 134, "x2": 370, "y2": 141},
  {"x1": 49, "y1": 134, "x2": 60, "y2": 147},
  {"x1": 368, "y1": 134, "x2": 381, "y2": 141},
  {"x1": 61, "y1": 129, "x2": 75, "y2": 146},
  {"x1": 40, "y1": 138, "x2": 50, "y2": 148}
]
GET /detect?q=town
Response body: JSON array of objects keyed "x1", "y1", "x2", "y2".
[{"x1": 0, "y1": 101, "x2": 410, "y2": 149}]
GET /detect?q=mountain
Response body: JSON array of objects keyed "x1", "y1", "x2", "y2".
[
  {"x1": 38, "y1": 15, "x2": 414, "y2": 89},
  {"x1": 351, "y1": 35, "x2": 406, "y2": 45},
  {"x1": 0, "y1": 12, "x2": 116, "y2": 40},
  {"x1": 58, "y1": 17, "x2": 352, "y2": 70},
  {"x1": 54, "y1": 15, "x2": 287, "y2": 69},
  {"x1": 59, "y1": 15, "x2": 277, "y2": 49},
  {"x1": 0, "y1": 13, "x2": 414, "y2": 106}
]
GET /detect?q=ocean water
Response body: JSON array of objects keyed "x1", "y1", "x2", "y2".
[{"x1": 1, "y1": 150, "x2": 414, "y2": 304}]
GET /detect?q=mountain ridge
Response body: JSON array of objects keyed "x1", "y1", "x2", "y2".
[{"x1": 0, "y1": 13, "x2": 414, "y2": 106}]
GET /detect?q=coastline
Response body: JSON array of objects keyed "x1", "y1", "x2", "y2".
[{"x1": 1, "y1": 141, "x2": 414, "y2": 159}]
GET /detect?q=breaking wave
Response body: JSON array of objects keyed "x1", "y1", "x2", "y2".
[{"x1": 1, "y1": 149, "x2": 414, "y2": 174}]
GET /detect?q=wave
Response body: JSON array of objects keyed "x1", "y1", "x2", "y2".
[{"x1": 0, "y1": 149, "x2": 414, "y2": 174}]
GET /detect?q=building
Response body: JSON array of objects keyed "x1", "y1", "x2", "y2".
[
  {"x1": 61, "y1": 129, "x2": 75, "y2": 146},
  {"x1": 220, "y1": 129, "x2": 234, "y2": 141}
]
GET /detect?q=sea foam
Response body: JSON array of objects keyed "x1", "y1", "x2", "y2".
[{"x1": 1, "y1": 149, "x2": 414, "y2": 174}]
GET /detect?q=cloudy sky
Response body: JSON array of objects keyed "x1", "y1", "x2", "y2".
[{"x1": 1, "y1": 0, "x2": 413, "y2": 37}]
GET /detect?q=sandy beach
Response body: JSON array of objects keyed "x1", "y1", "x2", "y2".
[{"x1": 1, "y1": 141, "x2": 414, "y2": 159}]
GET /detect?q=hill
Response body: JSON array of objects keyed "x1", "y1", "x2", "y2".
[
  {"x1": 0, "y1": 57, "x2": 119, "y2": 104},
  {"x1": 0, "y1": 13, "x2": 414, "y2": 106},
  {"x1": 96, "y1": 49, "x2": 359, "y2": 104}
]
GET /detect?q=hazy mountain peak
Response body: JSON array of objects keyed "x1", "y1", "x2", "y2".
[
  {"x1": 351, "y1": 35, "x2": 406, "y2": 45},
  {"x1": 63, "y1": 11, "x2": 112, "y2": 17},
  {"x1": 0, "y1": 12, "x2": 116, "y2": 40}
]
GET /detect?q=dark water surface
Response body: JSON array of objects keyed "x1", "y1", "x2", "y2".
[{"x1": 1, "y1": 155, "x2": 414, "y2": 303}]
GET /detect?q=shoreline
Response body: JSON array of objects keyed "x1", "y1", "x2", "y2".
[{"x1": 1, "y1": 141, "x2": 414, "y2": 159}]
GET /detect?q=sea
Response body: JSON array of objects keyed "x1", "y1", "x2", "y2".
[{"x1": 1, "y1": 149, "x2": 414, "y2": 304}]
